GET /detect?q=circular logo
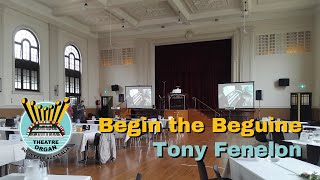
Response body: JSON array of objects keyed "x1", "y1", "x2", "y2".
[{"x1": 20, "y1": 98, "x2": 72, "y2": 155}]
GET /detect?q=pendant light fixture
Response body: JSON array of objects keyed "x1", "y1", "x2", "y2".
[{"x1": 243, "y1": 0, "x2": 249, "y2": 34}]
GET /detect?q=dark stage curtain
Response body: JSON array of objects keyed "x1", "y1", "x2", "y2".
[{"x1": 155, "y1": 39, "x2": 231, "y2": 109}]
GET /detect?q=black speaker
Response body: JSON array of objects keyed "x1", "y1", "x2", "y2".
[
  {"x1": 279, "y1": 79, "x2": 289, "y2": 86},
  {"x1": 119, "y1": 94, "x2": 124, "y2": 102},
  {"x1": 256, "y1": 90, "x2": 262, "y2": 100},
  {"x1": 111, "y1": 85, "x2": 119, "y2": 91}
]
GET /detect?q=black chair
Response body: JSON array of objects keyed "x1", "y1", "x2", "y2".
[
  {"x1": 304, "y1": 127, "x2": 316, "y2": 131},
  {"x1": 308, "y1": 121, "x2": 320, "y2": 126},
  {"x1": 197, "y1": 160, "x2": 210, "y2": 180},
  {"x1": 307, "y1": 144, "x2": 320, "y2": 165},
  {"x1": 213, "y1": 165, "x2": 231, "y2": 180},
  {"x1": 136, "y1": 173, "x2": 142, "y2": 180},
  {"x1": 5, "y1": 119, "x2": 15, "y2": 140},
  {"x1": 253, "y1": 120, "x2": 269, "y2": 143},
  {"x1": 278, "y1": 141, "x2": 302, "y2": 159},
  {"x1": 93, "y1": 133, "x2": 101, "y2": 161},
  {"x1": 271, "y1": 132, "x2": 284, "y2": 144},
  {"x1": 5, "y1": 119, "x2": 15, "y2": 127},
  {"x1": 254, "y1": 131, "x2": 268, "y2": 143}
]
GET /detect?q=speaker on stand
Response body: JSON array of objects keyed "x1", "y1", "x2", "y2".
[{"x1": 256, "y1": 90, "x2": 262, "y2": 119}]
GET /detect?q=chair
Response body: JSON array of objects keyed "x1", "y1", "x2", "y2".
[
  {"x1": 278, "y1": 141, "x2": 301, "y2": 158},
  {"x1": 254, "y1": 131, "x2": 268, "y2": 143},
  {"x1": 5, "y1": 119, "x2": 15, "y2": 127},
  {"x1": 271, "y1": 132, "x2": 284, "y2": 143},
  {"x1": 197, "y1": 160, "x2": 209, "y2": 180},
  {"x1": 308, "y1": 121, "x2": 320, "y2": 126},
  {"x1": 93, "y1": 133, "x2": 101, "y2": 161},
  {"x1": 307, "y1": 144, "x2": 320, "y2": 165},
  {"x1": 136, "y1": 173, "x2": 142, "y2": 180},
  {"x1": 213, "y1": 165, "x2": 232, "y2": 180}
]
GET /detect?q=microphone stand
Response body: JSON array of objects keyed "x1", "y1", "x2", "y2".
[{"x1": 162, "y1": 81, "x2": 166, "y2": 110}]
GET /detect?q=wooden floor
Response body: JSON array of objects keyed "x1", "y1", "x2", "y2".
[{"x1": 48, "y1": 131, "x2": 255, "y2": 180}]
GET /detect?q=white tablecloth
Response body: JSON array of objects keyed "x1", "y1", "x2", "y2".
[
  {"x1": 227, "y1": 157, "x2": 320, "y2": 180},
  {"x1": 284, "y1": 139, "x2": 320, "y2": 159},
  {"x1": 303, "y1": 125, "x2": 320, "y2": 130},
  {"x1": 0, "y1": 127, "x2": 20, "y2": 132},
  {"x1": 0, "y1": 173, "x2": 92, "y2": 180},
  {"x1": 285, "y1": 139, "x2": 320, "y2": 147},
  {"x1": 68, "y1": 132, "x2": 98, "y2": 152},
  {"x1": 85, "y1": 120, "x2": 99, "y2": 125},
  {"x1": 159, "y1": 119, "x2": 169, "y2": 128},
  {"x1": 0, "y1": 140, "x2": 27, "y2": 166}
]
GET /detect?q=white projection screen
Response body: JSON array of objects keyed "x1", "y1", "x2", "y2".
[
  {"x1": 125, "y1": 86, "x2": 153, "y2": 109},
  {"x1": 218, "y1": 82, "x2": 254, "y2": 109}
]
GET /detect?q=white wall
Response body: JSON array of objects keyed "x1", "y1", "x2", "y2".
[
  {"x1": 253, "y1": 17, "x2": 313, "y2": 108},
  {"x1": 99, "y1": 15, "x2": 315, "y2": 109},
  {"x1": 313, "y1": 7, "x2": 320, "y2": 108},
  {"x1": 0, "y1": 6, "x2": 100, "y2": 108},
  {"x1": 253, "y1": 54, "x2": 313, "y2": 108},
  {"x1": 99, "y1": 39, "x2": 152, "y2": 106}
]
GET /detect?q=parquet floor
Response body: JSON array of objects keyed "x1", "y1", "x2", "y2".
[{"x1": 49, "y1": 131, "x2": 255, "y2": 180}]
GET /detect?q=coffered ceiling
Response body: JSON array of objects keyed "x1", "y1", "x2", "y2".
[{"x1": 32, "y1": 0, "x2": 317, "y2": 35}]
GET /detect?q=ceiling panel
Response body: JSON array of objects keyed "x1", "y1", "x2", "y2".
[
  {"x1": 72, "y1": 10, "x2": 121, "y2": 26},
  {"x1": 183, "y1": 0, "x2": 241, "y2": 14},
  {"x1": 36, "y1": 0, "x2": 84, "y2": 8},
  {"x1": 120, "y1": 0, "x2": 176, "y2": 21}
]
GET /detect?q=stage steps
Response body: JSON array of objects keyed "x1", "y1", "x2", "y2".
[{"x1": 188, "y1": 109, "x2": 212, "y2": 127}]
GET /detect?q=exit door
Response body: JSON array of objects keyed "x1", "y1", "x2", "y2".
[{"x1": 101, "y1": 96, "x2": 113, "y2": 118}]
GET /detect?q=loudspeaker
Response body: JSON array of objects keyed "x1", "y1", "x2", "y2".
[
  {"x1": 256, "y1": 90, "x2": 262, "y2": 100},
  {"x1": 119, "y1": 94, "x2": 124, "y2": 102},
  {"x1": 111, "y1": 85, "x2": 119, "y2": 91},
  {"x1": 279, "y1": 79, "x2": 290, "y2": 86}
]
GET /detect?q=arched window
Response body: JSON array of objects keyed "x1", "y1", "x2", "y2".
[
  {"x1": 65, "y1": 45, "x2": 81, "y2": 103},
  {"x1": 14, "y1": 29, "x2": 40, "y2": 91}
]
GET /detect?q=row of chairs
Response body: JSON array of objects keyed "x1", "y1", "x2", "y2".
[
  {"x1": 279, "y1": 141, "x2": 320, "y2": 165},
  {"x1": 255, "y1": 129, "x2": 320, "y2": 166},
  {"x1": 197, "y1": 160, "x2": 231, "y2": 180}
]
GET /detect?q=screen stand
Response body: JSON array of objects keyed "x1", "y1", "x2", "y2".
[
  {"x1": 258, "y1": 100, "x2": 261, "y2": 120},
  {"x1": 225, "y1": 107, "x2": 235, "y2": 122}
]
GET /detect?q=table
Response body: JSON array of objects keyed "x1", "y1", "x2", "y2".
[
  {"x1": 0, "y1": 127, "x2": 20, "y2": 132},
  {"x1": 284, "y1": 139, "x2": 320, "y2": 159},
  {"x1": 0, "y1": 140, "x2": 27, "y2": 177},
  {"x1": 303, "y1": 125, "x2": 320, "y2": 130},
  {"x1": 0, "y1": 141, "x2": 26, "y2": 167},
  {"x1": 69, "y1": 132, "x2": 98, "y2": 152},
  {"x1": 0, "y1": 173, "x2": 92, "y2": 180},
  {"x1": 285, "y1": 139, "x2": 320, "y2": 147},
  {"x1": 226, "y1": 157, "x2": 320, "y2": 180},
  {"x1": 0, "y1": 128, "x2": 20, "y2": 140},
  {"x1": 85, "y1": 120, "x2": 99, "y2": 125}
]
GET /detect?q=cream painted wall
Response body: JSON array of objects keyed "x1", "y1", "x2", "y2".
[
  {"x1": 0, "y1": 6, "x2": 100, "y2": 109},
  {"x1": 313, "y1": 7, "x2": 320, "y2": 108},
  {"x1": 253, "y1": 54, "x2": 313, "y2": 108},
  {"x1": 99, "y1": 15, "x2": 315, "y2": 109}
]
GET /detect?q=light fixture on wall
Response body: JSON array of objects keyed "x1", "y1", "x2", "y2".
[{"x1": 54, "y1": 85, "x2": 59, "y2": 96}]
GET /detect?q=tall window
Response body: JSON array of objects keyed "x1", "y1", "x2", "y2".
[
  {"x1": 65, "y1": 45, "x2": 81, "y2": 102},
  {"x1": 14, "y1": 29, "x2": 40, "y2": 91}
]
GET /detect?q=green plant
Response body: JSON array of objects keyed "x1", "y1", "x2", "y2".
[{"x1": 299, "y1": 172, "x2": 320, "y2": 180}]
